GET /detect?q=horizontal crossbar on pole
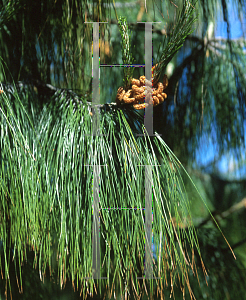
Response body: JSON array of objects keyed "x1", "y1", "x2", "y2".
[{"x1": 100, "y1": 64, "x2": 145, "y2": 67}]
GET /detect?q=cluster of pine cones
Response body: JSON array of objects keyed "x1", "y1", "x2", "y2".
[{"x1": 116, "y1": 72, "x2": 168, "y2": 110}]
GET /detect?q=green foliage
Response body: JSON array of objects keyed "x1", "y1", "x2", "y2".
[
  {"x1": 0, "y1": 0, "x2": 20, "y2": 30},
  {"x1": 0, "y1": 0, "x2": 245, "y2": 158},
  {"x1": 187, "y1": 227, "x2": 246, "y2": 300},
  {"x1": 0, "y1": 68, "x2": 210, "y2": 298},
  {"x1": 118, "y1": 16, "x2": 135, "y2": 90},
  {"x1": 0, "y1": 0, "x2": 246, "y2": 299},
  {"x1": 153, "y1": 0, "x2": 198, "y2": 83}
]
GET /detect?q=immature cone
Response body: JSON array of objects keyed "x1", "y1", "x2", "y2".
[{"x1": 116, "y1": 68, "x2": 168, "y2": 110}]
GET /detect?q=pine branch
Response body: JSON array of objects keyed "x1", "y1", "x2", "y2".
[
  {"x1": 171, "y1": 197, "x2": 246, "y2": 230},
  {"x1": 118, "y1": 16, "x2": 135, "y2": 90},
  {"x1": 153, "y1": 0, "x2": 198, "y2": 83},
  {"x1": 0, "y1": 0, "x2": 21, "y2": 29}
]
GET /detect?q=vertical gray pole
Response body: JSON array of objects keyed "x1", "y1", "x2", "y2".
[
  {"x1": 92, "y1": 164, "x2": 100, "y2": 278},
  {"x1": 145, "y1": 165, "x2": 153, "y2": 278},
  {"x1": 144, "y1": 22, "x2": 153, "y2": 136},
  {"x1": 92, "y1": 22, "x2": 100, "y2": 278},
  {"x1": 84, "y1": 22, "x2": 108, "y2": 280},
  {"x1": 92, "y1": 22, "x2": 100, "y2": 136}
]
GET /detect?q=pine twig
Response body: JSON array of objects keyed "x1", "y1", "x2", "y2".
[
  {"x1": 153, "y1": 0, "x2": 198, "y2": 83},
  {"x1": 118, "y1": 16, "x2": 135, "y2": 90}
]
